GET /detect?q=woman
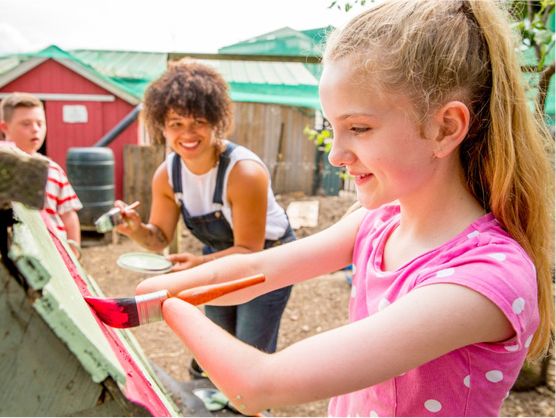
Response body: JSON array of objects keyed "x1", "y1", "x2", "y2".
[{"x1": 116, "y1": 59, "x2": 295, "y2": 378}]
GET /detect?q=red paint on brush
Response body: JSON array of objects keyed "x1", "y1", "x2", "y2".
[{"x1": 84, "y1": 296, "x2": 132, "y2": 328}]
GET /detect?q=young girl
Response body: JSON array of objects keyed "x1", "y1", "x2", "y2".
[
  {"x1": 115, "y1": 60, "x2": 294, "y2": 378},
  {"x1": 137, "y1": 1, "x2": 554, "y2": 416}
]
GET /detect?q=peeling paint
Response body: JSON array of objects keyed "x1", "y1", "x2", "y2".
[
  {"x1": 11, "y1": 203, "x2": 126, "y2": 384},
  {"x1": 10, "y1": 203, "x2": 180, "y2": 416}
]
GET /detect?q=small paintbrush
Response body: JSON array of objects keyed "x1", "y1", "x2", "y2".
[
  {"x1": 85, "y1": 274, "x2": 265, "y2": 328},
  {"x1": 95, "y1": 201, "x2": 140, "y2": 233}
]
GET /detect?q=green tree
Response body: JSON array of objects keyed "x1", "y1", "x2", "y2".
[{"x1": 510, "y1": 0, "x2": 555, "y2": 114}]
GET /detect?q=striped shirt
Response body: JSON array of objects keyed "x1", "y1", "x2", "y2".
[{"x1": 43, "y1": 159, "x2": 82, "y2": 238}]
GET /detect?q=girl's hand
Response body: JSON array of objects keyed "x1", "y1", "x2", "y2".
[
  {"x1": 167, "y1": 252, "x2": 204, "y2": 271},
  {"x1": 113, "y1": 200, "x2": 142, "y2": 236}
]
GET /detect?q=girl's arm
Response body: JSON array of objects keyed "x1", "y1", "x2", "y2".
[
  {"x1": 163, "y1": 282, "x2": 514, "y2": 415},
  {"x1": 116, "y1": 162, "x2": 180, "y2": 252},
  {"x1": 136, "y1": 207, "x2": 367, "y2": 303}
]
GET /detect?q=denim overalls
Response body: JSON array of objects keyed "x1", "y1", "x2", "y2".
[{"x1": 171, "y1": 143, "x2": 294, "y2": 353}]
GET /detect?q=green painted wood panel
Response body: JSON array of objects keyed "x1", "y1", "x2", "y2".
[
  {"x1": 3, "y1": 203, "x2": 181, "y2": 416},
  {"x1": 0, "y1": 263, "x2": 102, "y2": 416},
  {"x1": 9, "y1": 203, "x2": 125, "y2": 385}
]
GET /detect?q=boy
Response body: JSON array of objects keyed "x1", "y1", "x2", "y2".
[{"x1": 0, "y1": 92, "x2": 82, "y2": 257}]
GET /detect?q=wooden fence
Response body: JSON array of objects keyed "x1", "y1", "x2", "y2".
[
  {"x1": 230, "y1": 102, "x2": 317, "y2": 194},
  {"x1": 123, "y1": 144, "x2": 165, "y2": 221},
  {"x1": 127, "y1": 102, "x2": 318, "y2": 203}
]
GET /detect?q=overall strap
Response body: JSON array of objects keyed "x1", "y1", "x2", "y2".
[
  {"x1": 171, "y1": 153, "x2": 183, "y2": 194},
  {"x1": 171, "y1": 153, "x2": 192, "y2": 217},
  {"x1": 212, "y1": 142, "x2": 237, "y2": 205}
]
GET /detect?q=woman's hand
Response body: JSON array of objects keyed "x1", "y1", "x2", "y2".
[
  {"x1": 113, "y1": 200, "x2": 142, "y2": 236},
  {"x1": 167, "y1": 252, "x2": 205, "y2": 271}
]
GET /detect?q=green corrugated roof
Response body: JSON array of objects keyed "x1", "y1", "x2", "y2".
[
  {"x1": 72, "y1": 49, "x2": 167, "y2": 82},
  {"x1": 218, "y1": 26, "x2": 331, "y2": 83},
  {"x1": 300, "y1": 26, "x2": 334, "y2": 47},
  {"x1": 0, "y1": 45, "x2": 321, "y2": 109},
  {"x1": 202, "y1": 59, "x2": 317, "y2": 85},
  {"x1": 218, "y1": 27, "x2": 321, "y2": 56},
  {"x1": 0, "y1": 45, "x2": 144, "y2": 102},
  {"x1": 71, "y1": 49, "x2": 167, "y2": 99}
]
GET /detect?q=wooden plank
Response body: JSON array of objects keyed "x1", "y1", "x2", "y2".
[
  {"x1": 1, "y1": 203, "x2": 181, "y2": 416},
  {"x1": 0, "y1": 263, "x2": 102, "y2": 416},
  {"x1": 123, "y1": 144, "x2": 165, "y2": 221},
  {"x1": 0, "y1": 146, "x2": 48, "y2": 209},
  {"x1": 168, "y1": 51, "x2": 321, "y2": 63},
  {"x1": 230, "y1": 102, "x2": 315, "y2": 194},
  {"x1": 9, "y1": 203, "x2": 126, "y2": 383}
]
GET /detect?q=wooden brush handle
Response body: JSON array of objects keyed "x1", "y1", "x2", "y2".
[{"x1": 174, "y1": 274, "x2": 265, "y2": 305}]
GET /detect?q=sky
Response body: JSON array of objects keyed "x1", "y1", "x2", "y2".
[{"x1": 0, "y1": 0, "x2": 369, "y2": 54}]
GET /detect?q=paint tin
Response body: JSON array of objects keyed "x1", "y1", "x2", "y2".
[{"x1": 117, "y1": 252, "x2": 173, "y2": 274}]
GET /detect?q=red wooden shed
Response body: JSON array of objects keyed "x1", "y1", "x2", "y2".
[{"x1": 0, "y1": 46, "x2": 142, "y2": 200}]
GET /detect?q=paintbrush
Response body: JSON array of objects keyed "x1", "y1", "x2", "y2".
[
  {"x1": 85, "y1": 273, "x2": 265, "y2": 328},
  {"x1": 94, "y1": 201, "x2": 140, "y2": 233}
]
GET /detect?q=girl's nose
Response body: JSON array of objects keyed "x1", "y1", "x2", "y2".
[{"x1": 328, "y1": 140, "x2": 356, "y2": 168}]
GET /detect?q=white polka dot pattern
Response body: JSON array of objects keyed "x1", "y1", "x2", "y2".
[
  {"x1": 436, "y1": 268, "x2": 455, "y2": 278},
  {"x1": 463, "y1": 375, "x2": 471, "y2": 388},
  {"x1": 504, "y1": 344, "x2": 520, "y2": 352},
  {"x1": 329, "y1": 206, "x2": 539, "y2": 417},
  {"x1": 512, "y1": 297, "x2": 525, "y2": 314},
  {"x1": 485, "y1": 370, "x2": 504, "y2": 383},
  {"x1": 524, "y1": 335, "x2": 533, "y2": 348},
  {"x1": 489, "y1": 253, "x2": 507, "y2": 261},
  {"x1": 424, "y1": 399, "x2": 442, "y2": 413}
]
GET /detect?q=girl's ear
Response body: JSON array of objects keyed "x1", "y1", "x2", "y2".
[{"x1": 432, "y1": 101, "x2": 470, "y2": 159}]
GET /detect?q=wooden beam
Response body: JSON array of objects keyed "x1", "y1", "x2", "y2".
[
  {"x1": 0, "y1": 147, "x2": 48, "y2": 209},
  {"x1": 168, "y1": 52, "x2": 322, "y2": 63}
]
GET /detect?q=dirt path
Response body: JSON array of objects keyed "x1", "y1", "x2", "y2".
[{"x1": 81, "y1": 193, "x2": 554, "y2": 417}]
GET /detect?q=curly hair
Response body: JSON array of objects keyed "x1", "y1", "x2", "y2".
[{"x1": 143, "y1": 59, "x2": 233, "y2": 144}]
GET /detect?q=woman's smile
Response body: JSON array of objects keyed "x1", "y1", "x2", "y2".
[{"x1": 179, "y1": 140, "x2": 201, "y2": 151}]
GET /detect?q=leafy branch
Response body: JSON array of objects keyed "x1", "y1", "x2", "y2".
[{"x1": 303, "y1": 125, "x2": 333, "y2": 153}]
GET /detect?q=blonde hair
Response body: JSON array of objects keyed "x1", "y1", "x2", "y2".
[{"x1": 324, "y1": 0, "x2": 554, "y2": 360}]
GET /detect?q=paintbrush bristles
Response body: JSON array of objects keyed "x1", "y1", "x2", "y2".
[
  {"x1": 136, "y1": 290, "x2": 169, "y2": 325},
  {"x1": 85, "y1": 290, "x2": 169, "y2": 328}
]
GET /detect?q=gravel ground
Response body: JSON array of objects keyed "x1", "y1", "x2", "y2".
[{"x1": 81, "y1": 193, "x2": 554, "y2": 417}]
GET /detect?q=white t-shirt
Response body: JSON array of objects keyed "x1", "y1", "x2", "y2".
[{"x1": 166, "y1": 141, "x2": 289, "y2": 240}]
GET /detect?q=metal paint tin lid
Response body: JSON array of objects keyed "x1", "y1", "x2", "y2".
[{"x1": 117, "y1": 252, "x2": 173, "y2": 274}]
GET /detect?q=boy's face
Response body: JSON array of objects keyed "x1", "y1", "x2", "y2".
[{"x1": 0, "y1": 106, "x2": 46, "y2": 154}]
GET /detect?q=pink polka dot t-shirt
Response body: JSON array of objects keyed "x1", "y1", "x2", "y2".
[{"x1": 328, "y1": 205, "x2": 539, "y2": 417}]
